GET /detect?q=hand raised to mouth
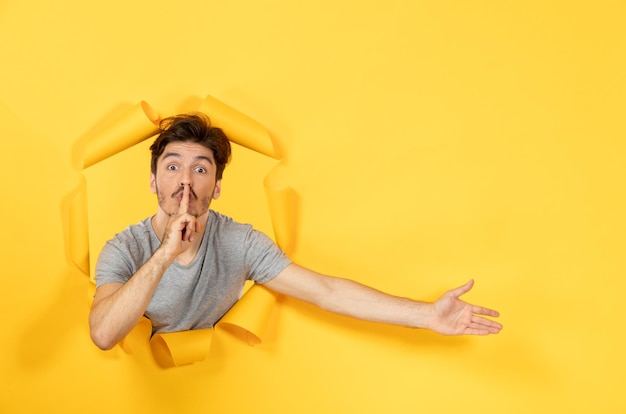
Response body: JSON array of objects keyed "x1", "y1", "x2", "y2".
[{"x1": 161, "y1": 184, "x2": 203, "y2": 257}]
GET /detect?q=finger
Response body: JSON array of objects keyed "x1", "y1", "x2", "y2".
[
  {"x1": 178, "y1": 184, "x2": 190, "y2": 215},
  {"x1": 464, "y1": 323, "x2": 501, "y2": 335},
  {"x1": 464, "y1": 326, "x2": 498, "y2": 335},
  {"x1": 471, "y1": 315, "x2": 503, "y2": 331},
  {"x1": 472, "y1": 304, "x2": 500, "y2": 317},
  {"x1": 182, "y1": 216, "x2": 195, "y2": 242},
  {"x1": 188, "y1": 221, "x2": 204, "y2": 243}
]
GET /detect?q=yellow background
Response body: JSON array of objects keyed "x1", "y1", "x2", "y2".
[{"x1": 1, "y1": 0, "x2": 625, "y2": 412}]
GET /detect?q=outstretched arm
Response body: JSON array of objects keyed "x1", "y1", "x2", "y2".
[{"x1": 263, "y1": 264, "x2": 501, "y2": 335}]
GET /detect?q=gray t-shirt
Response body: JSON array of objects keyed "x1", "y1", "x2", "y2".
[{"x1": 95, "y1": 210, "x2": 291, "y2": 334}]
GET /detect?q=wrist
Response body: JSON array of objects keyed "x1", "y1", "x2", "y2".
[
  {"x1": 152, "y1": 245, "x2": 177, "y2": 268},
  {"x1": 408, "y1": 300, "x2": 435, "y2": 330}
]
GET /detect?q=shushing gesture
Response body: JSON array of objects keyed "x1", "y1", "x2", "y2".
[{"x1": 160, "y1": 184, "x2": 203, "y2": 258}]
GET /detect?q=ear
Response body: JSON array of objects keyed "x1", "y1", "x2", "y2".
[
  {"x1": 212, "y1": 179, "x2": 222, "y2": 199},
  {"x1": 150, "y1": 173, "x2": 157, "y2": 194}
]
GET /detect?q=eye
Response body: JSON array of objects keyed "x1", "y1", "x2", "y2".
[
  {"x1": 195, "y1": 166, "x2": 207, "y2": 174},
  {"x1": 166, "y1": 164, "x2": 178, "y2": 171}
]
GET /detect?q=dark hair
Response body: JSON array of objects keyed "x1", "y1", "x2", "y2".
[{"x1": 150, "y1": 113, "x2": 231, "y2": 179}]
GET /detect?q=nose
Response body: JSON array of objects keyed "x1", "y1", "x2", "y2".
[{"x1": 180, "y1": 169, "x2": 192, "y2": 187}]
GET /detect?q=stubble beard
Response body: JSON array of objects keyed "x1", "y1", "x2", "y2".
[{"x1": 155, "y1": 184, "x2": 212, "y2": 217}]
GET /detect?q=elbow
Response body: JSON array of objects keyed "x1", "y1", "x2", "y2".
[
  {"x1": 89, "y1": 318, "x2": 118, "y2": 351},
  {"x1": 90, "y1": 329, "x2": 117, "y2": 351}
]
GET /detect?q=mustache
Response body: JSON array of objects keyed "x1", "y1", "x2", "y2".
[{"x1": 172, "y1": 186, "x2": 197, "y2": 200}]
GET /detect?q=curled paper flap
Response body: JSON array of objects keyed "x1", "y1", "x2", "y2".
[
  {"x1": 150, "y1": 329, "x2": 213, "y2": 368},
  {"x1": 119, "y1": 317, "x2": 153, "y2": 355},
  {"x1": 264, "y1": 162, "x2": 298, "y2": 255},
  {"x1": 218, "y1": 284, "x2": 278, "y2": 346},
  {"x1": 67, "y1": 177, "x2": 90, "y2": 275},
  {"x1": 82, "y1": 101, "x2": 160, "y2": 168},
  {"x1": 198, "y1": 95, "x2": 280, "y2": 159}
]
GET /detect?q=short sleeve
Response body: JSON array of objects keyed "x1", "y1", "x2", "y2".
[
  {"x1": 94, "y1": 241, "x2": 135, "y2": 288},
  {"x1": 243, "y1": 229, "x2": 291, "y2": 284}
]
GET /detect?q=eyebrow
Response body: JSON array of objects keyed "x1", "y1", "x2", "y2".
[{"x1": 162, "y1": 152, "x2": 214, "y2": 165}]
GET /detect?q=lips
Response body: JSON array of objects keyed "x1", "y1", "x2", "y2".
[
  {"x1": 176, "y1": 193, "x2": 194, "y2": 202},
  {"x1": 173, "y1": 187, "x2": 196, "y2": 202}
]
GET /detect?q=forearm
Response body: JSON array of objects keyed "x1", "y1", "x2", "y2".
[
  {"x1": 318, "y1": 277, "x2": 434, "y2": 329},
  {"x1": 89, "y1": 247, "x2": 174, "y2": 350}
]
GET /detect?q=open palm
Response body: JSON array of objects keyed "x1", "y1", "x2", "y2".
[{"x1": 430, "y1": 280, "x2": 502, "y2": 335}]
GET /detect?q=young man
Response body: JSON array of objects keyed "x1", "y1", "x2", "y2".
[{"x1": 89, "y1": 113, "x2": 502, "y2": 351}]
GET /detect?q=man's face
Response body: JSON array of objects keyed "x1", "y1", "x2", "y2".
[{"x1": 150, "y1": 141, "x2": 221, "y2": 217}]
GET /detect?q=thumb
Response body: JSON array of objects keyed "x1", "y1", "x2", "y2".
[{"x1": 448, "y1": 279, "x2": 474, "y2": 298}]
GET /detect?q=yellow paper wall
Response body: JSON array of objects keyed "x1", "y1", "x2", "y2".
[{"x1": 1, "y1": 1, "x2": 625, "y2": 413}]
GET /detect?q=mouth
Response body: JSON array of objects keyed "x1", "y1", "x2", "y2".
[
  {"x1": 173, "y1": 187, "x2": 196, "y2": 202},
  {"x1": 176, "y1": 194, "x2": 195, "y2": 203}
]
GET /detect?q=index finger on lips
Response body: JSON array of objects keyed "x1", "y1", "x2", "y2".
[{"x1": 178, "y1": 184, "x2": 189, "y2": 215}]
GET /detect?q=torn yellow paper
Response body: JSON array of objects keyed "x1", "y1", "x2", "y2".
[
  {"x1": 264, "y1": 162, "x2": 298, "y2": 255},
  {"x1": 151, "y1": 328, "x2": 214, "y2": 368},
  {"x1": 67, "y1": 176, "x2": 90, "y2": 275},
  {"x1": 119, "y1": 317, "x2": 153, "y2": 355},
  {"x1": 198, "y1": 94, "x2": 280, "y2": 159},
  {"x1": 82, "y1": 101, "x2": 160, "y2": 168},
  {"x1": 218, "y1": 284, "x2": 278, "y2": 346}
]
